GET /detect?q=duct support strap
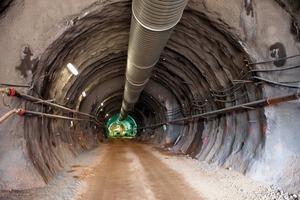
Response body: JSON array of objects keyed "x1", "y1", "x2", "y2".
[{"x1": 119, "y1": 0, "x2": 188, "y2": 120}]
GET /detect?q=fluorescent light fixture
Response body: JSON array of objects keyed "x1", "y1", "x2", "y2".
[
  {"x1": 82, "y1": 91, "x2": 86, "y2": 97},
  {"x1": 67, "y1": 63, "x2": 78, "y2": 75}
]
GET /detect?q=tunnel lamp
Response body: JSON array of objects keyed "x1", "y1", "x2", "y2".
[
  {"x1": 67, "y1": 63, "x2": 78, "y2": 75},
  {"x1": 163, "y1": 124, "x2": 167, "y2": 132},
  {"x1": 101, "y1": 102, "x2": 104, "y2": 106},
  {"x1": 82, "y1": 91, "x2": 86, "y2": 97}
]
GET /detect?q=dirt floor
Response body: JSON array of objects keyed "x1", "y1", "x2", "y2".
[
  {"x1": 0, "y1": 139, "x2": 299, "y2": 200},
  {"x1": 79, "y1": 139, "x2": 202, "y2": 200}
]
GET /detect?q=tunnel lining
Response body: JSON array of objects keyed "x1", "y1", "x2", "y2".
[{"x1": 0, "y1": 0, "x2": 299, "y2": 193}]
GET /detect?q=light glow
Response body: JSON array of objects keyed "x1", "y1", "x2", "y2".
[
  {"x1": 106, "y1": 114, "x2": 137, "y2": 138},
  {"x1": 82, "y1": 91, "x2": 86, "y2": 97},
  {"x1": 67, "y1": 63, "x2": 78, "y2": 75}
]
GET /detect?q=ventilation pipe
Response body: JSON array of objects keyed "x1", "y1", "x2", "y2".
[{"x1": 119, "y1": 0, "x2": 188, "y2": 121}]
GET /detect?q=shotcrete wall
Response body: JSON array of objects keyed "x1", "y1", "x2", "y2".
[{"x1": 0, "y1": 0, "x2": 107, "y2": 190}]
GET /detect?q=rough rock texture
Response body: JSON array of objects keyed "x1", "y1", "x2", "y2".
[{"x1": 0, "y1": 0, "x2": 299, "y2": 194}]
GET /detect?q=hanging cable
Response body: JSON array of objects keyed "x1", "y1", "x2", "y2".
[
  {"x1": 210, "y1": 82, "x2": 254, "y2": 98},
  {"x1": 0, "y1": 108, "x2": 105, "y2": 127},
  {"x1": 251, "y1": 64, "x2": 300, "y2": 72},
  {"x1": 0, "y1": 88, "x2": 103, "y2": 126},
  {"x1": 24, "y1": 110, "x2": 87, "y2": 121},
  {"x1": 248, "y1": 54, "x2": 300, "y2": 65},
  {"x1": 138, "y1": 91, "x2": 300, "y2": 130},
  {"x1": 279, "y1": 80, "x2": 300, "y2": 84},
  {"x1": 209, "y1": 70, "x2": 253, "y2": 93},
  {"x1": 252, "y1": 76, "x2": 300, "y2": 89},
  {"x1": 214, "y1": 84, "x2": 258, "y2": 103},
  {"x1": 0, "y1": 83, "x2": 32, "y2": 88}
]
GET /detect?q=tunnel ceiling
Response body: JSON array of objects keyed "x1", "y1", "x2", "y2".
[{"x1": 32, "y1": 0, "x2": 254, "y2": 127}]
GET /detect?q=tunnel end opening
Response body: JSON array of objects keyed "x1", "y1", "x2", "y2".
[{"x1": 106, "y1": 114, "x2": 137, "y2": 138}]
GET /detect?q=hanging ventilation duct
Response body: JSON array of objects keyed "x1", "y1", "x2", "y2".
[{"x1": 119, "y1": 0, "x2": 188, "y2": 121}]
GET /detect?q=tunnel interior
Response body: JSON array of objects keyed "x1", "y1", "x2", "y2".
[
  {"x1": 0, "y1": 0, "x2": 300, "y2": 195},
  {"x1": 106, "y1": 114, "x2": 137, "y2": 138}
]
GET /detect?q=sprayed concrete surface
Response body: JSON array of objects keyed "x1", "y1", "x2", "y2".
[
  {"x1": 0, "y1": 0, "x2": 300, "y2": 194},
  {"x1": 2, "y1": 139, "x2": 299, "y2": 200}
]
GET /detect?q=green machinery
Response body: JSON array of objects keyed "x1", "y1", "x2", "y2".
[{"x1": 106, "y1": 114, "x2": 137, "y2": 138}]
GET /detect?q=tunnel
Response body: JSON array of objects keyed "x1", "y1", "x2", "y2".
[
  {"x1": 0, "y1": 0, "x2": 300, "y2": 198},
  {"x1": 106, "y1": 114, "x2": 137, "y2": 138}
]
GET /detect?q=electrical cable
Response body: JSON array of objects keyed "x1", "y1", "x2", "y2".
[
  {"x1": 0, "y1": 83, "x2": 31, "y2": 88},
  {"x1": 160, "y1": 55, "x2": 300, "y2": 124},
  {"x1": 159, "y1": 55, "x2": 300, "y2": 123},
  {"x1": 0, "y1": 108, "x2": 105, "y2": 127},
  {"x1": 0, "y1": 88, "x2": 104, "y2": 126},
  {"x1": 251, "y1": 64, "x2": 300, "y2": 72},
  {"x1": 252, "y1": 76, "x2": 300, "y2": 89},
  {"x1": 210, "y1": 71, "x2": 252, "y2": 93},
  {"x1": 2, "y1": 96, "x2": 11, "y2": 108},
  {"x1": 248, "y1": 54, "x2": 300, "y2": 65},
  {"x1": 24, "y1": 110, "x2": 87, "y2": 121},
  {"x1": 138, "y1": 91, "x2": 300, "y2": 130},
  {"x1": 209, "y1": 55, "x2": 300, "y2": 100},
  {"x1": 191, "y1": 99, "x2": 215, "y2": 109},
  {"x1": 207, "y1": 64, "x2": 299, "y2": 99},
  {"x1": 214, "y1": 84, "x2": 258, "y2": 103},
  {"x1": 211, "y1": 82, "x2": 255, "y2": 98},
  {"x1": 279, "y1": 80, "x2": 300, "y2": 84}
]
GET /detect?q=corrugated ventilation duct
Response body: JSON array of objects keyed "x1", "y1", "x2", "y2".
[{"x1": 119, "y1": 0, "x2": 188, "y2": 121}]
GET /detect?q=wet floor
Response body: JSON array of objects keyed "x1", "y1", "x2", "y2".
[{"x1": 79, "y1": 139, "x2": 203, "y2": 200}]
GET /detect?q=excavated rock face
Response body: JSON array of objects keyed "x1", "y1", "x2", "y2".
[{"x1": 0, "y1": 0, "x2": 299, "y2": 193}]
